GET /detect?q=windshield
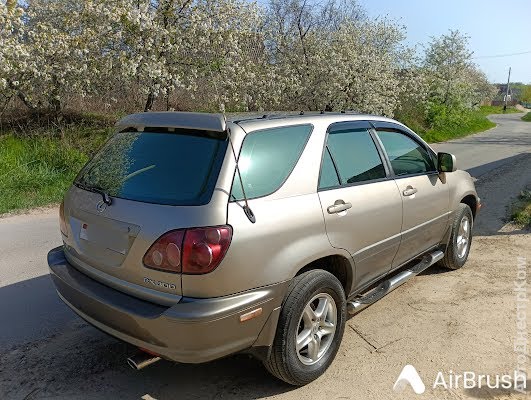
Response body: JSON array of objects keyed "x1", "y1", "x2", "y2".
[{"x1": 75, "y1": 130, "x2": 228, "y2": 206}]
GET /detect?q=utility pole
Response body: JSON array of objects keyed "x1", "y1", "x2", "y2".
[{"x1": 503, "y1": 67, "x2": 511, "y2": 112}]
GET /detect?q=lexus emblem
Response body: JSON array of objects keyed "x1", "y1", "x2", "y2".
[{"x1": 96, "y1": 200, "x2": 107, "y2": 213}]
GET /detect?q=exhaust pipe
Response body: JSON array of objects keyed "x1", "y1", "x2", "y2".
[{"x1": 127, "y1": 352, "x2": 161, "y2": 370}]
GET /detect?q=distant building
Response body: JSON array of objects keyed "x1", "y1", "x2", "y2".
[{"x1": 491, "y1": 83, "x2": 517, "y2": 106}]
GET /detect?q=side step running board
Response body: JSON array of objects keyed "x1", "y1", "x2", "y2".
[{"x1": 347, "y1": 250, "x2": 444, "y2": 315}]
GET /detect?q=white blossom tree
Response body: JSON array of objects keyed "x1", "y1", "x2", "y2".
[
  {"x1": 423, "y1": 30, "x2": 497, "y2": 126},
  {"x1": 0, "y1": 0, "x2": 32, "y2": 112},
  {"x1": 0, "y1": 0, "x2": 497, "y2": 119},
  {"x1": 263, "y1": 0, "x2": 411, "y2": 115}
]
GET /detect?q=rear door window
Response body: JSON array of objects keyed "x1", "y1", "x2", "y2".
[
  {"x1": 76, "y1": 130, "x2": 228, "y2": 205},
  {"x1": 231, "y1": 124, "x2": 312, "y2": 200},
  {"x1": 324, "y1": 126, "x2": 386, "y2": 185}
]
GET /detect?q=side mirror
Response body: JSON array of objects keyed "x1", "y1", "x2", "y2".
[{"x1": 437, "y1": 152, "x2": 457, "y2": 172}]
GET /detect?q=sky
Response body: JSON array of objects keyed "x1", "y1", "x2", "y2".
[{"x1": 359, "y1": 0, "x2": 531, "y2": 83}]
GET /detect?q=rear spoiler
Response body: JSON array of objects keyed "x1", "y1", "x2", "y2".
[{"x1": 116, "y1": 112, "x2": 226, "y2": 133}]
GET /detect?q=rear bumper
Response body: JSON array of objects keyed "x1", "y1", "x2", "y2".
[{"x1": 48, "y1": 246, "x2": 286, "y2": 363}]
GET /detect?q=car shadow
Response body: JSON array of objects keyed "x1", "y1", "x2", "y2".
[
  {"x1": 466, "y1": 153, "x2": 530, "y2": 180},
  {"x1": 0, "y1": 274, "x2": 76, "y2": 349},
  {"x1": 0, "y1": 275, "x2": 295, "y2": 399}
]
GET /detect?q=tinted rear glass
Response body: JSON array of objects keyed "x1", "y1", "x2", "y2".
[
  {"x1": 76, "y1": 130, "x2": 227, "y2": 206},
  {"x1": 231, "y1": 124, "x2": 312, "y2": 200}
]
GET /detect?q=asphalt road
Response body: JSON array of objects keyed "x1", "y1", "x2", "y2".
[
  {"x1": 0, "y1": 111, "x2": 529, "y2": 399},
  {"x1": 432, "y1": 112, "x2": 531, "y2": 177}
]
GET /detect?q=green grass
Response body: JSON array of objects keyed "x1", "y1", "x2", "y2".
[
  {"x1": 0, "y1": 136, "x2": 87, "y2": 214},
  {"x1": 397, "y1": 105, "x2": 517, "y2": 144},
  {"x1": 0, "y1": 119, "x2": 113, "y2": 215},
  {"x1": 521, "y1": 112, "x2": 531, "y2": 122},
  {"x1": 420, "y1": 109, "x2": 496, "y2": 143},
  {"x1": 420, "y1": 105, "x2": 522, "y2": 143},
  {"x1": 477, "y1": 105, "x2": 521, "y2": 115},
  {"x1": 510, "y1": 190, "x2": 531, "y2": 227}
]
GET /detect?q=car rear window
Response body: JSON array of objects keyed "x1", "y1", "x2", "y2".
[
  {"x1": 231, "y1": 124, "x2": 312, "y2": 201},
  {"x1": 75, "y1": 130, "x2": 228, "y2": 206}
]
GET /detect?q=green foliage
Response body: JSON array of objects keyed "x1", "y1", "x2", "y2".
[
  {"x1": 395, "y1": 104, "x2": 509, "y2": 143},
  {"x1": 0, "y1": 117, "x2": 112, "y2": 214},
  {"x1": 395, "y1": 30, "x2": 497, "y2": 143},
  {"x1": 511, "y1": 190, "x2": 531, "y2": 227},
  {"x1": 0, "y1": 136, "x2": 86, "y2": 214},
  {"x1": 519, "y1": 85, "x2": 531, "y2": 103},
  {"x1": 420, "y1": 108, "x2": 495, "y2": 143},
  {"x1": 478, "y1": 105, "x2": 521, "y2": 115},
  {"x1": 522, "y1": 112, "x2": 531, "y2": 122}
]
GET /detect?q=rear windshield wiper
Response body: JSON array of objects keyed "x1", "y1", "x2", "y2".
[{"x1": 75, "y1": 181, "x2": 112, "y2": 206}]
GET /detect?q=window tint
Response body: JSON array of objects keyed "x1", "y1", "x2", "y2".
[
  {"x1": 76, "y1": 130, "x2": 227, "y2": 205},
  {"x1": 231, "y1": 124, "x2": 312, "y2": 200},
  {"x1": 319, "y1": 148, "x2": 340, "y2": 189},
  {"x1": 326, "y1": 128, "x2": 386, "y2": 185},
  {"x1": 375, "y1": 130, "x2": 435, "y2": 176}
]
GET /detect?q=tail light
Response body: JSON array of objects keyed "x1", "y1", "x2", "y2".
[
  {"x1": 143, "y1": 230, "x2": 185, "y2": 273},
  {"x1": 143, "y1": 226, "x2": 232, "y2": 274},
  {"x1": 59, "y1": 201, "x2": 68, "y2": 237}
]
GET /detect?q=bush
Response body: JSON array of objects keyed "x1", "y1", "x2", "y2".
[
  {"x1": 0, "y1": 135, "x2": 88, "y2": 213},
  {"x1": 0, "y1": 115, "x2": 113, "y2": 214},
  {"x1": 511, "y1": 190, "x2": 531, "y2": 227}
]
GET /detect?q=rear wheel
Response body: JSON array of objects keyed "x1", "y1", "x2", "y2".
[
  {"x1": 439, "y1": 203, "x2": 473, "y2": 270},
  {"x1": 264, "y1": 270, "x2": 346, "y2": 386}
]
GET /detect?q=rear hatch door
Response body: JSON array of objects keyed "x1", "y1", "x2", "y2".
[{"x1": 62, "y1": 128, "x2": 228, "y2": 303}]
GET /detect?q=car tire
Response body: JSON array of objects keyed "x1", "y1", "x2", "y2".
[
  {"x1": 438, "y1": 203, "x2": 473, "y2": 270},
  {"x1": 264, "y1": 270, "x2": 346, "y2": 386}
]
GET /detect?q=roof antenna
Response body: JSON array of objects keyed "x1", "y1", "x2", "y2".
[
  {"x1": 216, "y1": 93, "x2": 256, "y2": 223},
  {"x1": 225, "y1": 122, "x2": 256, "y2": 223},
  {"x1": 212, "y1": 76, "x2": 255, "y2": 224}
]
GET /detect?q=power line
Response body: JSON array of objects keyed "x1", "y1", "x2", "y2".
[{"x1": 473, "y1": 50, "x2": 531, "y2": 59}]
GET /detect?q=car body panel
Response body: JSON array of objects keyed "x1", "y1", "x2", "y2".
[
  {"x1": 60, "y1": 124, "x2": 245, "y2": 302},
  {"x1": 48, "y1": 246, "x2": 286, "y2": 363},
  {"x1": 391, "y1": 173, "x2": 450, "y2": 267},
  {"x1": 116, "y1": 111, "x2": 227, "y2": 132},
  {"x1": 318, "y1": 180, "x2": 402, "y2": 287}
]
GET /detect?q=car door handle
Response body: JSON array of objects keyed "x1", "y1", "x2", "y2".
[
  {"x1": 403, "y1": 186, "x2": 418, "y2": 196},
  {"x1": 327, "y1": 200, "x2": 352, "y2": 214}
]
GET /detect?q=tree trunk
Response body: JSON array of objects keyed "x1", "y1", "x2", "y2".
[
  {"x1": 51, "y1": 97, "x2": 61, "y2": 114},
  {"x1": 144, "y1": 92, "x2": 155, "y2": 112},
  {"x1": 17, "y1": 91, "x2": 36, "y2": 111}
]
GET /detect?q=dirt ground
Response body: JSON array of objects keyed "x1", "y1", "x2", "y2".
[{"x1": 0, "y1": 158, "x2": 530, "y2": 399}]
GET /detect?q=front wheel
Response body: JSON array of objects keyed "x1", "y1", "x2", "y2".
[
  {"x1": 439, "y1": 203, "x2": 473, "y2": 270},
  {"x1": 264, "y1": 270, "x2": 346, "y2": 386}
]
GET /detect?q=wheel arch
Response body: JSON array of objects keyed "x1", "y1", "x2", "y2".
[
  {"x1": 460, "y1": 194, "x2": 478, "y2": 218},
  {"x1": 294, "y1": 254, "x2": 354, "y2": 296}
]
